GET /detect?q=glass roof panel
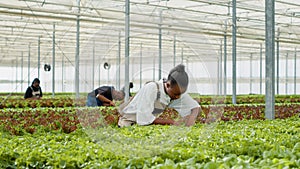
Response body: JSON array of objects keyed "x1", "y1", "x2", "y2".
[{"x1": 0, "y1": 0, "x2": 299, "y2": 67}]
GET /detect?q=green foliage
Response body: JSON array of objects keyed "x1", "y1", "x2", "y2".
[
  {"x1": 0, "y1": 117, "x2": 299, "y2": 168},
  {"x1": 0, "y1": 93, "x2": 300, "y2": 168}
]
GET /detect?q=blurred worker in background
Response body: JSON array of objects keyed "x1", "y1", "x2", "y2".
[
  {"x1": 121, "y1": 82, "x2": 134, "y2": 97},
  {"x1": 86, "y1": 86, "x2": 125, "y2": 107},
  {"x1": 24, "y1": 78, "x2": 43, "y2": 99}
]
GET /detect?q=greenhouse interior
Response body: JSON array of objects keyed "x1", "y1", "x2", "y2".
[{"x1": 0, "y1": 0, "x2": 299, "y2": 168}]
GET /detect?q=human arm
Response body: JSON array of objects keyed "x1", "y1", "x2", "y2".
[
  {"x1": 184, "y1": 107, "x2": 200, "y2": 126},
  {"x1": 153, "y1": 107, "x2": 199, "y2": 126},
  {"x1": 174, "y1": 107, "x2": 199, "y2": 126},
  {"x1": 96, "y1": 94, "x2": 115, "y2": 106},
  {"x1": 39, "y1": 87, "x2": 43, "y2": 98},
  {"x1": 152, "y1": 118, "x2": 175, "y2": 125},
  {"x1": 169, "y1": 93, "x2": 200, "y2": 126}
]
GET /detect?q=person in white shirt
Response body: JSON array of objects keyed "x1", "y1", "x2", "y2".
[{"x1": 118, "y1": 64, "x2": 200, "y2": 127}]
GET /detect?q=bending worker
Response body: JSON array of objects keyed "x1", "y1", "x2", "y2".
[{"x1": 86, "y1": 85, "x2": 125, "y2": 107}]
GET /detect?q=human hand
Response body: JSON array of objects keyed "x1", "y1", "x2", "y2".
[
  {"x1": 31, "y1": 97, "x2": 39, "y2": 100},
  {"x1": 109, "y1": 101, "x2": 115, "y2": 106},
  {"x1": 173, "y1": 118, "x2": 185, "y2": 126}
]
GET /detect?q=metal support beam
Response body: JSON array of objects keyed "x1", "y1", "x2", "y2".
[
  {"x1": 124, "y1": 0, "x2": 130, "y2": 101},
  {"x1": 260, "y1": 43, "x2": 262, "y2": 94},
  {"x1": 92, "y1": 40, "x2": 95, "y2": 90},
  {"x1": 250, "y1": 53, "x2": 253, "y2": 93},
  {"x1": 85, "y1": 61, "x2": 87, "y2": 92},
  {"x1": 98, "y1": 63, "x2": 101, "y2": 86},
  {"x1": 217, "y1": 53, "x2": 220, "y2": 95},
  {"x1": 75, "y1": 0, "x2": 80, "y2": 98},
  {"x1": 11, "y1": 61, "x2": 13, "y2": 87},
  {"x1": 153, "y1": 57, "x2": 155, "y2": 81},
  {"x1": 219, "y1": 41, "x2": 223, "y2": 95},
  {"x1": 117, "y1": 32, "x2": 121, "y2": 90},
  {"x1": 276, "y1": 28, "x2": 280, "y2": 95},
  {"x1": 181, "y1": 47, "x2": 183, "y2": 64},
  {"x1": 62, "y1": 54, "x2": 64, "y2": 92},
  {"x1": 158, "y1": 10, "x2": 162, "y2": 80},
  {"x1": 294, "y1": 48, "x2": 297, "y2": 94},
  {"x1": 21, "y1": 52, "x2": 23, "y2": 92},
  {"x1": 140, "y1": 43, "x2": 142, "y2": 89},
  {"x1": 224, "y1": 21, "x2": 227, "y2": 96},
  {"x1": 286, "y1": 53, "x2": 288, "y2": 94},
  {"x1": 232, "y1": 0, "x2": 237, "y2": 104},
  {"x1": 265, "y1": 0, "x2": 275, "y2": 120},
  {"x1": 15, "y1": 56, "x2": 18, "y2": 91},
  {"x1": 38, "y1": 36, "x2": 41, "y2": 79},
  {"x1": 52, "y1": 23, "x2": 55, "y2": 97},
  {"x1": 173, "y1": 34, "x2": 176, "y2": 67},
  {"x1": 28, "y1": 44, "x2": 30, "y2": 86}
]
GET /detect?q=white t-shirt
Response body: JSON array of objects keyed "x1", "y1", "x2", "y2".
[{"x1": 122, "y1": 79, "x2": 200, "y2": 125}]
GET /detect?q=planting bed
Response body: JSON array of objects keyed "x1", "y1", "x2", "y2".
[
  {"x1": 0, "y1": 94, "x2": 299, "y2": 168},
  {"x1": 0, "y1": 117, "x2": 299, "y2": 168}
]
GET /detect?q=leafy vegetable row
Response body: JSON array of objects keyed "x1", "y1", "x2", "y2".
[
  {"x1": 0, "y1": 117, "x2": 299, "y2": 168},
  {"x1": 194, "y1": 94, "x2": 300, "y2": 105},
  {"x1": 2, "y1": 94, "x2": 300, "y2": 109},
  {"x1": 1, "y1": 103, "x2": 299, "y2": 135},
  {"x1": 0, "y1": 97, "x2": 86, "y2": 108}
]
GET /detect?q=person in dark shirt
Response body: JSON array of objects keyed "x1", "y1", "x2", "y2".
[
  {"x1": 86, "y1": 86, "x2": 125, "y2": 107},
  {"x1": 24, "y1": 78, "x2": 43, "y2": 99}
]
